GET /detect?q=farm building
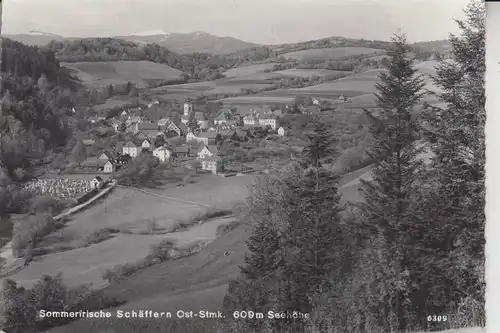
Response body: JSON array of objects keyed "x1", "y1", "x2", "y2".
[
  {"x1": 91, "y1": 176, "x2": 104, "y2": 189},
  {"x1": 103, "y1": 160, "x2": 116, "y2": 173},
  {"x1": 122, "y1": 141, "x2": 142, "y2": 158},
  {"x1": 153, "y1": 146, "x2": 172, "y2": 163},
  {"x1": 197, "y1": 145, "x2": 219, "y2": 159}
]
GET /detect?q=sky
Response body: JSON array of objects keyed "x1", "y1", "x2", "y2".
[{"x1": 2, "y1": 0, "x2": 470, "y2": 44}]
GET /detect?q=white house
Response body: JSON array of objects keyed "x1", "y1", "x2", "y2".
[
  {"x1": 153, "y1": 146, "x2": 172, "y2": 163},
  {"x1": 201, "y1": 156, "x2": 223, "y2": 174},
  {"x1": 197, "y1": 145, "x2": 219, "y2": 159},
  {"x1": 312, "y1": 98, "x2": 320, "y2": 106},
  {"x1": 258, "y1": 114, "x2": 280, "y2": 130},
  {"x1": 91, "y1": 176, "x2": 104, "y2": 189},
  {"x1": 278, "y1": 126, "x2": 285, "y2": 136},
  {"x1": 103, "y1": 160, "x2": 115, "y2": 173},
  {"x1": 186, "y1": 131, "x2": 197, "y2": 142},
  {"x1": 121, "y1": 110, "x2": 128, "y2": 117},
  {"x1": 243, "y1": 114, "x2": 259, "y2": 126},
  {"x1": 141, "y1": 139, "x2": 152, "y2": 150},
  {"x1": 148, "y1": 100, "x2": 160, "y2": 108},
  {"x1": 122, "y1": 141, "x2": 142, "y2": 158}
]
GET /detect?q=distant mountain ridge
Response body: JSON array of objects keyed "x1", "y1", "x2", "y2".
[{"x1": 5, "y1": 30, "x2": 258, "y2": 55}]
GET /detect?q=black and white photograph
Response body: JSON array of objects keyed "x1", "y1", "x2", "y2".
[{"x1": 0, "y1": 0, "x2": 486, "y2": 332}]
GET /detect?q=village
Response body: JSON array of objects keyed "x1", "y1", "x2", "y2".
[{"x1": 77, "y1": 98, "x2": 313, "y2": 177}]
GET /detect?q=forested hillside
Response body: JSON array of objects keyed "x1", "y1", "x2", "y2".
[{"x1": 45, "y1": 38, "x2": 275, "y2": 81}]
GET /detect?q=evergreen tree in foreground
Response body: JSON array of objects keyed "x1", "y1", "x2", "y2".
[
  {"x1": 357, "y1": 33, "x2": 425, "y2": 331},
  {"x1": 419, "y1": 0, "x2": 485, "y2": 326}
]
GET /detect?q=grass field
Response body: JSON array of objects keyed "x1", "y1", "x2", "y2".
[
  {"x1": 93, "y1": 95, "x2": 138, "y2": 112},
  {"x1": 63, "y1": 61, "x2": 186, "y2": 89},
  {"x1": 281, "y1": 47, "x2": 386, "y2": 61},
  {"x1": 275, "y1": 68, "x2": 351, "y2": 78},
  {"x1": 3, "y1": 175, "x2": 252, "y2": 290},
  {"x1": 223, "y1": 63, "x2": 278, "y2": 77}
]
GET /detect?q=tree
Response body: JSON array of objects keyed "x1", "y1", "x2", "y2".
[
  {"x1": 357, "y1": 33, "x2": 425, "y2": 331},
  {"x1": 69, "y1": 140, "x2": 87, "y2": 165},
  {"x1": 0, "y1": 279, "x2": 37, "y2": 333},
  {"x1": 419, "y1": 0, "x2": 485, "y2": 326}
]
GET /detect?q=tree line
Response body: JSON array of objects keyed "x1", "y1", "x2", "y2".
[{"x1": 220, "y1": 2, "x2": 484, "y2": 333}]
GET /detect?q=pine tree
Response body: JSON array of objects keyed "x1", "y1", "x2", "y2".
[
  {"x1": 419, "y1": 0, "x2": 485, "y2": 325},
  {"x1": 69, "y1": 140, "x2": 87, "y2": 165},
  {"x1": 357, "y1": 33, "x2": 425, "y2": 331}
]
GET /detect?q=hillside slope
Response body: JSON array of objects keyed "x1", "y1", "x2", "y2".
[{"x1": 119, "y1": 31, "x2": 258, "y2": 55}]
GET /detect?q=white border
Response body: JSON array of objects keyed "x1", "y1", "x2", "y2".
[{"x1": 485, "y1": 2, "x2": 500, "y2": 332}]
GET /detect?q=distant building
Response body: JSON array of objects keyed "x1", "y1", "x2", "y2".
[
  {"x1": 194, "y1": 132, "x2": 221, "y2": 146},
  {"x1": 201, "y1": 156, "x2": 223, "y2": 174},
  {"x1": 153, "y1": 146, "x2": 172, "y2": 163},
  {"x1": 158, "y1": 118, "x2": 171, "y2": 129},
  {"x1": 99, "y1": 152, "x2": 113, "y2": 160},
  {"x1": 214, "y1": 110, "x2": 239, "y2": 126},
  {"x1": 337, "y1": 95, "x2": 347, "y2": 103},
  {"x1": 243, "y1": 114, "x2": 259, "y2": 126},
  {"x1": 278, "y1": 126, "x2": 285, "y2": 136},
  {"x1": 91, "y1": 176, "x2": 104, "y2": 189},
  {"x1": 312, "y1": 98, "x2": 320, "y2": 106},
  {"x1": 258, "y1": 114, "x2": 280, "y2": 130},
  {"x1": 197, "y1": 145, "x2": 219, "y2": 159},
  {"x1": 173, "y1": 145, "x2": 190, "y2": 158},
  {"x1": 122, "y1": 141, "x2": 142, "y2": 158},
  {"x1": 103, "y1": 160, "x2": 116, "y2": 173},
  {"x1": 141, "y1": 139, "x2": 152, "y2": 150}
]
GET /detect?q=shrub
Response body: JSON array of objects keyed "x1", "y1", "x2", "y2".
[
  {"x1": 79, "y1": 228, "x2": 119, "y2": 247},
  {"x1": 149, "y1": 239, "x2": 176, "y2": 262},
  {"x1": 216, "y1": 220, "x2": 243, "y2": 237},
  {"x1": 12, "y1": 213, "x2": 64, "y2": 257}
]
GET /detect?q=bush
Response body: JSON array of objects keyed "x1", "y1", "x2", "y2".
[
  {"x1": 79, "y1": 228, "x2": 119, "y2": 247},
  {"x1": 149, "y1": 239, "x2": 176, "y2": 262},
  {"x1": 216, "y1": 220, "x2": 243, "y2": 237},
  {"x1": 29, "y1": 195, "x2": 67, "y2": 215}
]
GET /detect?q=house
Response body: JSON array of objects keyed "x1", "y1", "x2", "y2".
[
  {"x1": 189, "y1": 142, "x2": 205, "y2": 158},
  {"x1": 312, "y1": 98, "x2": 320, "y2": 106},
  {"x1": 91, "y1": 176, "x2": 104, "y2": 189},
  {"x1": 134, "y1": 131, "x2": 148, "y2": 141},
  {"x1": 278, "y1": 126, "x2": 286, "y2": 137},
  {"x1": 194, "y1": 112, "x2": 210, "y2": 129},
  {"x1": 122, "y1": 141, "x2": 142, "y2": 158},
  {"x1": 214, "y1": 110, "x2": 239, "y2": 126},
  {"x1": 173, "y1": 145, "x2": 190, "y2": 158},
  {"x1": 337, "y1": 95, "x2": 347, "y2": 103},
  {"x1": 197, "y1": 145, "x2": 219, "y2": 159},
  {"x1": 103, "y1": 160, "x2": 116, "y2": 173},
  {"x1": 290, "y1": 146, "x2": 305, "y2": 160},
  {"x1": 109, "y1": 119, "x2": 123, "y2": 132},
  {"x1": 121, "y1": 110, "x2": 128, "y2": 117},
  {"x1": 141, "y1": 139, "x2": 152, "y2": 150},
  {"x1": 148, "y1": 100, "x2": 160, "y2": 108},
  {"x1": 195, "y1": 132, "x2": 221, "y2": 146},
  {"x1": 153, "y1": 146, "x2": 172, "y2": 163},
  {"x1": 258, "y1": 114, "x2": 280, "y2": 130},
  {"x1": 158, "y1": 118, "x2": 170, "y2": 129},
  {"x1": 165, "y1": 121, "x2": 187, "y2": 137},
  {"x1": 243, "y1": 113, "x2": 259, "y2": 126},
  {"x1": 99, "y1": 152, "x2": 113, "y2": 160},
  {"x1": 201, "y1": 156, "x2": 223, "y2": 174},
  {"x1": 186, "y1": 131, "x2": 197, "y2": 142}
]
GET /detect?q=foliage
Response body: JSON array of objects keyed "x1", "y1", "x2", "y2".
[{"x1": 114, "y1": 154, "x2": 169, "y2": 188}]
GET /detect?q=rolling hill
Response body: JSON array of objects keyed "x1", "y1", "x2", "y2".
[
  {"x1": 62, "y1": 61, "x2": 186, "y2": 89},
  {"x1": 118, "y1": 31, "x2": 258, "y2": 55},
  {"x1": 6, "y1": 30, "x2": 258, "y2": 55}
]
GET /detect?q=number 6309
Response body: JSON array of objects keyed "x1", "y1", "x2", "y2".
[{"x1": 427, "y1": 315, "x2": 447, "y2": 322}]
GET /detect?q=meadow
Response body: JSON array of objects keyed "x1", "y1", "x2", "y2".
[
  {"x1": 275, "y1": 68, "x2": 351, "y2": 78},
  {"x1": 281, "y1": 47, "x2": 386, "y2": 61},
  {"x1": 223, "y1": 62, "x2": 278, "y2": 77},
  {"x1": 2, "y1": 175, "x2": 253, "y2": 290},
  {"x1": 63, "y1": 61, "x2": 185, "y2": 89}
]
